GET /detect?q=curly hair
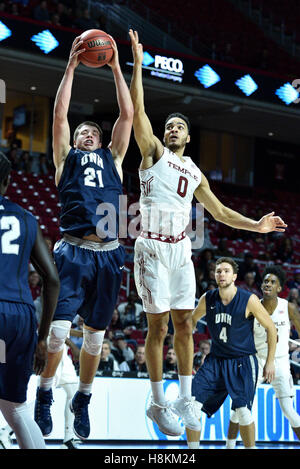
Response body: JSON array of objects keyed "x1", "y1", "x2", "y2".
[{"x1": 262, "y1": 265, "x2": 286, "y2": 287}]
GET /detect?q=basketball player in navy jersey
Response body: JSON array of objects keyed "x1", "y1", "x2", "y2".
[
  {"x1": 186, "y1": 257, "x2": 277, "y2": 449},
  {"x1": 34, "y1": 36, "x2": 133, "y2": 440},
  {"x1": 0, "y1": 152, "x2": 60, "y2": 449},
  {"x1": 129, "y1": 29, "x2": 286, "y2": 437},
  {"x1": 226, "y1": 265, "x2": 300, "y2": 448}
]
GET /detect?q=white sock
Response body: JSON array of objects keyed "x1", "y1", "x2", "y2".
[
  {"x1": 39, "y1": 376, "x2": 55, "y2": 391},
  {"x1": 226, "y1": 439, "x2": 237, "y2": 449},
  {"x1": 151, "y1": 381, "x2": 166, "y2": 406},
  {"x1": 178, "y1": 375, "x2": 192, "y2": 399},
  {"x1": 79, "y1": 381, "x2": 92, "y2": 395},
  {"x1": 0, "y1": 399, "x2": 46, "y2": 449},
  {"x1": 188, "y1": 441, "x2": 200, "y2": 449}
]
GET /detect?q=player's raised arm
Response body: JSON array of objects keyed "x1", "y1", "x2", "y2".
[
  {"x1": 129, "y1": 29, "x2": 163, "y2": 167},
  {"x1": 107, "y1": 36, "x2": 133, "y2": 170},
  {"x1": 52, "y1": 36, "x2": 85, "y2": 185},
  {"x1": 30, "y1": 226, "x2": 60, "y2": 375},
  {"x1": 194, "y1": 173, "x2": 287, "y2": 234},
  {"x1": 246, "y1": 294, "x2": 277, "y2": 382},
  {"x1": 192, "y1": 293, "x2": 207, "y2": 330}
]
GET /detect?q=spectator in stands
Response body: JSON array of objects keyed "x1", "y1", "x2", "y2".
[
  {"x1": 193, "y1": 352, "x2": 204, "y2": 374},
  {"x1": 28, "y1": 270, "x2": 41, "y2": 300},
  {"x1": 277, "y1": 237, "x2": 294, "y2": 263},
  {"x1": 18, "y1": 151, "x2": 32, "y2": 173},
  {"x1": 287, "y1": 288, "x2": 300, "y2": 309},
  {"x1": 163, "y1": 346, "x2": 178, "y2": 375},
  {"x1": 6, "y1": 145, "x2": 21, "y2": 171},
  {"x1": 110, "y1": 330, "x2": 135, "y2": 365},
  {"x1": 0, "y1": 2, "x2": 5, "y2": 13},
  {"x1": 97, "y1": 339, "x2": 119, "y2": 372},
  {"x1": 197, "y1": 339, "x2": 211, "y2": 358},
  {"x1": 74, "y1": 8, "x2": 98, "y2": 30},
  {"x1": 117, "y1": 290, "x2": 143, "y2": 329},
  {"x1": 238, "y1": 272, "x2": 261, "y2": 297},
  {"x1": 195, "y1": 267, "x2": 206, "y2": 299},
  {"x1": 238, "y1": 252, "x2": 262, "y2": 287},
  {"x1": 214, "y1": 238, "x2": 232, "y2": 258},
  {"x1": 50, "y1": 13, "x2": 61, "y2": 26},
  {"x1": 287, "y1": 269, "x2": 300, "y2": 290},
  {"x1": 106, "y1": 308, "x2": 124, "y2": 340},
  {"x1": 119, "y1": 345, "x2": 147, "y2": 372},
  {"x1": 33, "y1": 0, "x2": 50, "y2": 22}
]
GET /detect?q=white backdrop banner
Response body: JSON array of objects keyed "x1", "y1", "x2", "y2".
[{"x1": 1, "y1": 376, "x2": 299, "y2": 442}]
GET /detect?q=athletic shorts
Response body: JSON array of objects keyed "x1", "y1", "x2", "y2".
[
  {"x1": 53, "y1": 235, "x2": 125, "y2": 330},
  {"x1": 0, "y1": 301, "x2": 37, "y2": 403},
  {"x1": 55, "y1": 345, "x2": 78, "y2": 388},
  {"x1": 192, "y1": 353, "x2": 258, "y2": 416},
  {"x1": 257, "y1": 354, "x2": 295, "y2": 399},
  {"x1": 134, "y1": 235, "x2": 195, "y2": 314}
]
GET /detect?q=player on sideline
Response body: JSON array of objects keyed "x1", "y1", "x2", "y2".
[
  {"x1": 0, "y1": 152, "x2": 60, "y2": 449},
  {"x1": 129, "y1": 28, "x2": 286, "y2": 437},
  {"x1": 187, "y1": 257, "x2": 277, "y2": 449},
  {"x1": 34, "y1": 35, "x2": 133, "y2": 440},
  {"x1": 226, "y1": 265, "x2": 300, "y2": 448}
]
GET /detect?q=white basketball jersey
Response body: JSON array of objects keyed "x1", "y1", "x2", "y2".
[
  {"x1": 254, "y1": 297, "x2": 290, "y2": 359},
  {"x1": 139, "y1": 147, "x2": 202, "y2": 237}
]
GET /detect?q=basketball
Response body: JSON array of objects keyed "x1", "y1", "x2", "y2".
[{"x1": 79, "y1": 29, "x2": 114, "y2": 68}]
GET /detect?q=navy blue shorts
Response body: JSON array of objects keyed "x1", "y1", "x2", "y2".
[
  {"x1": 53, "y1": 238, "x2": 125, "y2": 330},
  {"x1": 192, "y1": 353, "x2": 258, "y2": 416},
  {"x1": 0, "y1": 301, "x2": 37, "y2": 403}
]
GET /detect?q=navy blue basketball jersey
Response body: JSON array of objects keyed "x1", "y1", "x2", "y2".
[
  {"x1": 58, "y1": 147, "x2": 123, "y2": 241},
  {"x1": 0, "y1": 195, "x2": 37, "y2": 306},
  {"x1": 205, "y1": 287, "x2": 256, "y2": 358}
]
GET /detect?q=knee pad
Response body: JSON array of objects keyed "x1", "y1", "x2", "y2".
[
  {"x1": 82, "y1": 328, "x2": 105, "y2": 356},
  {"x1": 48, "y1": 320, "x2": 71, "y2": 354},
  {"x1": 230, "y1": 410, "x2": 239, "y2": 424},
  {"x1": 279, "y1": 397, "x2": 300, "y2": 428},
  {"x1": 236, "y1": 407, "x2": 254, "y2": 426}
]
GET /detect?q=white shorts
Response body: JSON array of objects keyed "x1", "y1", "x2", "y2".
[
  {"x1": 134, "y1": 235, "x2": 196, "y2": 314},
  {"x1": 257, "y1": 354, "x2": 295, "y2": 398},
  {"x1": 55, "y1": 345, "x2": 78, "y2": 387}
]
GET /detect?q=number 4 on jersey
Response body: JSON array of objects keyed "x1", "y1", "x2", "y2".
[{"x1": 219, "y1": 326, "x2": 227, "y2": 343}]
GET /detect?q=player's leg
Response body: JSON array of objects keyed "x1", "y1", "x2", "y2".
[
  {"x1": 225, "y1": 355, "x2": 258, "y2": 449},
  {"x1": 60, "y1": 383, "x2": 79, "y2": 449},
  {"x1": 235, "y1": 407, "x2": 255, "y2": 448},
  {"x1": 145, "y1": 311, "x2": 183, "y2": 436},
  {"x1": 272, "y1": 358, "x2": 300, "y2": 440},
  {"x1": 0, "y1": 399, "x2": 46, "y2": 449},
  {"x1": 226, "y1": 410, "x2": 240, "y2": 449},
  {"x1": 70, "y1": 243, "x2": 124, "y2": 440},
  {"x1": 35, "y1": 320, "x2": 71, "y2": 436},
  {"x1": 278, "y1": 397, "x2": 300, "y2": 439},
  {"x1": 171, "y1": 309, "x2": 201, "y2": 431}
]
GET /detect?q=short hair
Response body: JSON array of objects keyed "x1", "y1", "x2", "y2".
[
  {"x1": 215, "y1": 257, "x2": 239, "y2": 274},
  {"x1": 0, "y1": 152, "x2": 11, "y2": 184},
  {"x1": 262, "y1": 265, "x2": 286, "y2": 288},
  {"x1": 73, "y1": 121, "x2": 103, "y2": 143},
  {"x1": 165, "y1": 112, "x2": 191, "y2": 133}
]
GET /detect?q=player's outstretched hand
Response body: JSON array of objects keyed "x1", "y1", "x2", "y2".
[
  {"x1": 263, "y1": 360, "x2": 275, "y2": 383},
  {"x1": 67, "y1": 36, "x2": 85, "y2": 70},
  {"x1": 33, "y1": 340, "x2": 48, "y2": 375},
  {"x1": 106, "y1": 35, "x2": 118, "y2": 70},
  {"x1": 129, "y1": 29, "x2": 143, "y2": 66},
  {"x1": 256, "y1": 211, "x2": 287, "y2": 233}
]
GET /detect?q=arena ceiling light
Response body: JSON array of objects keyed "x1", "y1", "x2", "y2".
[
  {"x1": 0, "y1": 21, "x2": 12, "y2": 42},
  {"x1": 235, "y1": 74, "x2": 258, "y2": 96},
  {"x1": 275, "y1": 83, "x2": 299, "y2": 105},
  {"x1": 194, "y1": 65, "x2": 221, "y2": 88},
  {"x1": 30, "y1": 29, "x2": 59, "y2": 54}
]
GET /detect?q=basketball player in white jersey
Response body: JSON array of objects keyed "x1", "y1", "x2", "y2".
[
  {"x1": 129, "y1": 29, "x2": 287, "y2": 436},
  {"x1": 226, "y1": 265, "x2": 300, "y2": 448}
]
